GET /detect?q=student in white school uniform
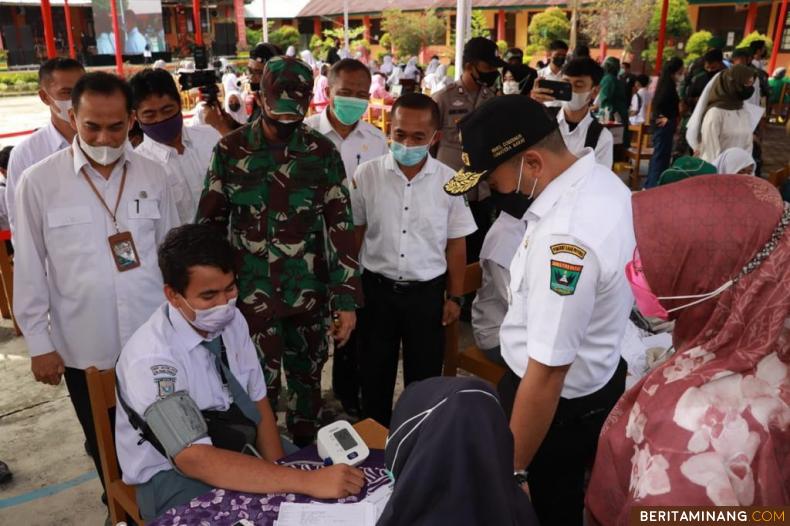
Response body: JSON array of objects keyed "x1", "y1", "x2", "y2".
[
  {"x1": 304, "y1": 58, "x2": 389, "y2": 416},
  {"x1": 13, "y1": 72, "x2": 179, "y2": 505},
  {"x1": 445, "y1": 95, "x2": 634, "y2": 526},
  {"x1": 536, "y1": 39, "x2": 569, "y2": 112},
  {"x1": 131, "y1": 68, "x2": 220, "y2": 224},
  {"x1": 351, "y1": 93, "x2": 477, "y2": 427},
  {"x1": 5, "y1": 58, "x2": 85, "y2": 232},
  {"x1": 115, "y1": 225, "x2": 364, "y2": 521},
  {"x1": 532, "y1": 57, "x2": 614, "y2": 168}
]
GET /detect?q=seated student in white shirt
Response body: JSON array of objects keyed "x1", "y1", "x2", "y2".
[
  {"x1": 351, "y1": 93, "x2": 477, "y2": 427},
  {"x1": 6, "y1": 58, "x2": 84, "y2": 233},
  {"x1": 14, "y1": 72, "x2": 179, "y2": 507},
  {"x1": 115, "y1": 224, "x2": 365, "y2": 521},
  {"x1": 532, "y1": 57, "x2": 614, "y2": 168},
  {"x1": 305, "y1": 58, "x2": 389, "y2": 417},
  {"x1": 629, "y1": 74, "x2": 651, "y2": 125},
  {"x1": 131, "y1": 68, "x2": 220, "y2": 224}
]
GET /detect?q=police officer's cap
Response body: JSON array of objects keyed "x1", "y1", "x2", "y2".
[
  {"x1": 463, "y1": 37, "x2": 507, "y2": 68},
  {"x1": 444, "y1": 95, "x2": 558, "y2": 196}
]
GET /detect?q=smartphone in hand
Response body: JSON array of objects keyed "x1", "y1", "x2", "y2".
[{"x1": 537, "y1": 79, "x2": 573, "y2": 101}]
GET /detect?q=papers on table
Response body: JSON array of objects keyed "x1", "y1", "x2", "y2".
[{"x1": 274, "y1": 484, "x2": 393, "y2": 526}]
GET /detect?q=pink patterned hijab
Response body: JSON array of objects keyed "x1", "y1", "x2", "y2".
[{"x1": 587, "y1": 176, "x2": 790, "y2": 524}]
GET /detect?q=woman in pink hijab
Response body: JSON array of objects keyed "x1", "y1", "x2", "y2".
[{"x1": 587, "y1": 176, "x2": 790, "y2": 524}]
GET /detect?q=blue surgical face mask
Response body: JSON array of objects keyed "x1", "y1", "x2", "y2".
[{"x1": 390, "y1": 133, "x2": 435, "y2": 167}]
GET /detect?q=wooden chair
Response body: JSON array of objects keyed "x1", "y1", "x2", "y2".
[
  {"x1": 367, "y1": 98, "x2": 391, "y2": 135},
  {"x1": 85, "y1": 367, "x2": 145, "y2": 525},
  {"x1": 443, "y1": 263, "x2": 507, "y2": 385},
  {"x1": 352, "y1": 418, "x2": 388, "y2": 449},
  {"x1": 625, "y1": 124, "x2": 653, "y2": 190},
  {"x1": 769, "y1": 164, "x2": 790, "y2": 188}
]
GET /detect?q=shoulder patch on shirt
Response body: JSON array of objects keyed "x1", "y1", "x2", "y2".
[
  {"x1": 155, "y1": 377, "x2": 176, "y2": 399},
  {"x1": 550, "y1": 243, "x2": 587, "y2": 260},
  {"x1": 151, "y1": 364, "x2": 177, "y2": 376},
  {"x1": 550, "y1": 260, "x2": 583, "y2": 296}
]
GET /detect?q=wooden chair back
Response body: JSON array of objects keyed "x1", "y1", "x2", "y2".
[
  {"x1": 626, "y1": 123, "x2": 653, "y2": 190},
  {"x1": 85, "y1": 367, "x2": 145, "y2": 525},
  {"x1": 769, "y1": 164, "x2": 790, "y2": 188}
]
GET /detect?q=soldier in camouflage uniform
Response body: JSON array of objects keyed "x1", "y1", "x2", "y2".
[{"x1": 196, "y1": 56, "x2": 362, "y2": 445}]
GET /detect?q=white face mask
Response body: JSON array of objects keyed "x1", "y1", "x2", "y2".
[
  {"x1": 79, "y1": 136, "x2": 126, "y2": 166},
  {"x1": 502, "y1": 80, "x2": 520, "y2": 95},
  {"x1": 564, "y1": 90, "x2": 592, "y2": 112},
  {"x1": 180, "y1": 296, "x2": 237, "y2": 335},
  {"x1": 49, "y1": 96, "x2": 73, "y2": 122}
]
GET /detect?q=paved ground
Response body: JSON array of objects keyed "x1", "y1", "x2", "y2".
[{"x1": 0, "y1": 95, "x2": 51, "y2": 147}]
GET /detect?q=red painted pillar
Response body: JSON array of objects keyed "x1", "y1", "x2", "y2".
[
  {"x1": 744, "y1": 3, "x2": 758, "y2": 36},
  {"x1": 769, "y1": 0, "x2": 789, "y2": 73},
  {"x1": 40, "y1": 0, "x2": 57, "y2": 58},
  {"x1": 109, "y1": 0, "x2": 124, "y2": 74},
  {"x1": 497, "y1": 9, "x2": 506, "y2": 42},
  {"x1": 193, "y1": 0, "x2": 203, "y2": 46},
  {"x1": 654, "y1": 0, "x2": 669, "y2": 75},
  {"x1": 64, "y1": 0, "x2": 76, "y2": 59},
  {"x1": 314, "y1": 17, "x2": 322, "y2": 37},
  {"x1": 363, "y1": 16, "x2": 371, "y2": 41},
  {"x1": 234, "y1": 0, "x2": 247, "y2": 48}
]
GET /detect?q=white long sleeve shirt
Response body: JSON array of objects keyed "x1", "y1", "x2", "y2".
[
  {"x1": 698, "y1": 107, "x2": 754, "y2": 163},
  {"x1": 13, "y1": 139, "x2": 178, "y2": 370}
]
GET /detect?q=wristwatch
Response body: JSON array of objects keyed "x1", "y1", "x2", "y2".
[
  {"x1": 448, "y1": 295, "x2": 466, "y2": 308},
  {"x1": 513, "y1": 470, "x2": 529, "y2": 487}
]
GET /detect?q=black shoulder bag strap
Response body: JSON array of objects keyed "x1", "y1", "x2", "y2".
[{"x1": 585, "y1": 119, "x2": 604, "y2": 150}]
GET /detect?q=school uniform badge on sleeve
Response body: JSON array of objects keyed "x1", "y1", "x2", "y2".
[
  {"x1": 155, "y1": 377, "x2": 176, "y2": 399},
  {"x1": 550, "y1": 243, "x2": 587, "y2": 259},
  {"x1": 550, "y1": 260, "x2": 583, "y2": 296}
]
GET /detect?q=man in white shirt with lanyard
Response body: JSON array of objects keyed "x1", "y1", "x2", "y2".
[
  {"x1": 5, "y1": 58, "x2": 85, "y2": 233},
  {"x1": 444, "y1": 95, "x2": 634, "y2": 526},
  {"x1": 305, "y1": 57, "x2": 388, "y2": 417},
  {"x1": 13, "y1": 72, "x2": 178, "y2": 504},
  {"x1": 115, "y1": 225, "x2": 364, "y2": 520},
  {"x1": 352, "y1": 93, "x2": 477, "y2": 426},
  {"x1": 131, "y1": 68, "x2": 220, "y2": 224}
]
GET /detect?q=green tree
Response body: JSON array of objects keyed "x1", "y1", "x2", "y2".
[
  {"x1": 381, "y1": 9, "x2": 445, "y2": 58},
  {"x1": 380, "y1": 33, "x2": 392, "y2": 51},
  {"x1": 323, "y1": 25, "x2": 366, "y2": 43},
  {"x1": 471, "y1": 10, "x2": 491, "y2": 39},
  {"x1": 738, "y1": 31, "x2": 772, "y2": 51},
  {"x1": 641, "y1": 40, "x2": 682, "y2": 71},
  {"x1": 526, "y1": 8, "x2": 570, "y2": 57},
  {"x1": 580, "y1": 0, "x2": 655, "y2": 49},
  {"x1": 647, "y1": 0, "x2": 692, "y2": 41},
  {"x1": 684, "y1": 30, "x2": 712, "y2": 64},
  {"x1": 269, "y1": 25, "x2": 301, "y2": 51}
]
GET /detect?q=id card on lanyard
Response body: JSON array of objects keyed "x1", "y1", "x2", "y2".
[{"x1": 82, "y1": 164, "x2": 141, "y2": 272}]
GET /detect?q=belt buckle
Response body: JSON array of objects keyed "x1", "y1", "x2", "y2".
[{"x1": 392, "y1": 281, "x2": 408, "y2": 294}]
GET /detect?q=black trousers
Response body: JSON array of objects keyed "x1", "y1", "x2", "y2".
[
  {"x1": 331, "y1": 323, "x2": 361, "y2": 411},
  {"x1": 498, "y1": 358, "x2": 627, "y2": 526},
  {"x1": 359, "y1": 271, "x2": 446, "y2": 427},
  {"x1": 64, "y1": 367, "x2": 115, "y2": 495}
]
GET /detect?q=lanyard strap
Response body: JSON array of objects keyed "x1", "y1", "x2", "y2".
[{"x1": 81, "y1": 164, "x2": 127, "y2": 232}]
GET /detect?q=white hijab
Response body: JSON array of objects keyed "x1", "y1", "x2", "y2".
[
  {"x1": 223, "y1": 90, "x2": 248, "y2": 126},
  {"x1": 713, "y1": 147, "x2": 756, "y2": 174},
  {"x1": 380, "y1": 55, "x2": 394, "y2": 75},
  {"x1": 402, "y1": 57, "x2": 419, "y2": 80},
  {"x1": 425, "y1": 57, "x2": 440, "y2": 75},
  {"x1": 300, "y1": 49, "x2": 317, "y2": 69},
  {"x1": 286, "y1": 46, "x2": 297, "y2": 57}
]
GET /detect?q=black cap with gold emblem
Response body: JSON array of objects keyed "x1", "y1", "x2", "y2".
[{"x1": 444, "y1": 95, "x2": 558, "y2": 196}]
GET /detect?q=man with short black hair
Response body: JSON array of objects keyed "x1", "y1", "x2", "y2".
[
  {"x1": 115, "y1": 224, "x2": 365, "y2": 521},
  {"x1": 532, "y1": 57, "x2": 613, "y2": 167},
  {"x1": 686, "y1": 48, "x2": 726, "y2": 108},
  {"x1": 131, "y1": 68, "x2": 220, "y2": 224},
  {"x1": 750, "y1": 39, "x2": 767, "y2": 70},
  {"x1": 537, "y1": 40, "x2": 569, "y2": 110},
  {"x1": 14, "y1": 71, "x2": 178, "y2": 505},
  {"x1": 5, "y1": 58, "x2": 85, "y2": 232},
  {"x1": 446, "y1": 95, "x2": 633, "y2": 526},
  {"x1": 352, "y1": 93, "x2": 477, "y2": 426},
  {"x1": 629, "y1": 74, "x2": 652, "y2": 125}
]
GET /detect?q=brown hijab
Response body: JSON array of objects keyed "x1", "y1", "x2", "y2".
[
  {"x1": 705, "y1": 64, "x2": 757, "y2": 112},
  {"x1": 586, "y1": 176, "x2": 790, "y2": 523}
]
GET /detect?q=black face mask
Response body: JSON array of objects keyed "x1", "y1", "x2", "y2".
[
  {"x1": 261, "y1": 110, "x2": 301, "y2": 141},
  {"x1": 229, "y1": 103, "x2": 241, "y2": 112},
  {"x1": 474, "y1": 67, "x2": 500, "y2": 88},
  {"x1": 738, "y1": 85, "x2": 755, "y2": 100},
  {"x1": 552, "y1": 55, "x2": 566, "y2": 68},
  {"x1": 490, "y1": 189, "x2": 533, "y2": 220}
]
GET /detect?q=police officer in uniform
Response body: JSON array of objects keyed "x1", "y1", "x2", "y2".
[
  {"x1": 196, "y1": 57, "x2": 362, "y2": 446},
  {"x1": 432, "y1": 37, "x2": 504, "y2": 261},
  {"x1": 445, "y1": 96, "x2": 634, "y2": 526}
]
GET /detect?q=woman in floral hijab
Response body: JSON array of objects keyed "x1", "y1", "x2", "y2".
[{"x1": 586, "y1": 176, "x2": 790, "y2": 524}]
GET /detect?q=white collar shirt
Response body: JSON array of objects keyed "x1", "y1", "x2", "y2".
[
  {"x1": 304, "y1": 110, "x2": 389, "y2": 186},
  {"x1": 351, "y1": 153, "x2": 477, "y2": 282},
  {"x1": 135, "y1": 124, "x2": 220, "y2": 224},
  {"x1": 13, "y1": 139, "x2": 179, "y2": 369},
  {"x1": 115, "y1": 303, "x2": 268, "y2": 485},
  {"x1": 5, "y1": 120, "x2": 70, "y2": 232},
  {"x1": 557, "y1": 109, "x2": 614, "y2": 168},
  {"x1": 538, "y1": 66, "x2": 566, "y2": 108},
  {"x1": 499, "y1": 150, "x2": 635, "y2": 399},
  {"x1": 629, "y1": 87, "x2": 650, "y2": 125}
]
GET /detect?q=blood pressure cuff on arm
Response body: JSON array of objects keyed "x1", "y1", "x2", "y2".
[{"x1": 144, "y1": 391, "x2": 209, "y2": 460}]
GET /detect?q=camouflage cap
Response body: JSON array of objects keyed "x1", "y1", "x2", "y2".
[{"x1": 261, "y1": 56, "x2": 314, "y2": 117}]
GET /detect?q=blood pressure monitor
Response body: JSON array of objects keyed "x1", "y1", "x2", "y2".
[{"x1": 316, "y1": 420, "x2": 369, "y2": 467}]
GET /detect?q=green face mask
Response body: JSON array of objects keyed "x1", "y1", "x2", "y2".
[{"x1": 332, "y1": 95, "x2": 369, "y2": 126}]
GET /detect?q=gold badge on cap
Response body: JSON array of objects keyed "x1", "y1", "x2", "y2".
[
  {"x1": 462, "y1": 152, "x2": 471, "y2": 167},
  {"x1": 444, "y1": 168, "x2": 486, "y2": 196}
]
